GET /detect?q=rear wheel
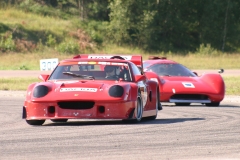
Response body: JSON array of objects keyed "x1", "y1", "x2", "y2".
[
  {"x1": 51, "y1": 119, "x2": 68, "y2": 123},
  {"x1": 206, "y1": 102, "x2": 220, "y2": 107},
  {"x1": 175, "y1": 103, "x2": 191, "y2": 106},
  {"x1": 26, "y1": 120, "x2": 45, "y2": 125}
]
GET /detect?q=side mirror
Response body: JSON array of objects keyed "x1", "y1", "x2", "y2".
[
  {"x1": 135, "y1": 75, "x2": 146, "y2": 82},
  {"x1": 193, "y1": 72, "x2": 198, "y2": 76},
  {"x1": 218, "y1": 68, "x2": 224, "y2": 74},
  {"x1": 38, "y1": 74, "x2": 49, "y2": 82}
]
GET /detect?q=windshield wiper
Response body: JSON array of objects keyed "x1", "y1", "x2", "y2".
[
  {"x1": 160, "y1": 74, "x2": 171, "y2": 77},
  {"x1": 63, "y1": 72, "x2": 95, "y2": 80}
]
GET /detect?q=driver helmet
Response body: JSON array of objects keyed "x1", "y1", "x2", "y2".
[{"x1": 104, "y1": 65, "x2": 121, "y2": 76}]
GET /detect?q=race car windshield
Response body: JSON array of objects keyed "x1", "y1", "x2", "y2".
[
  {"x1": 146, "y1": 63, "x2": 197, "y2": 77},
  {"x1": 143, "y1": 62, "x2": 152, "y2": 69},
  {"x1": 62, "y1": 72, "x2": 95, "y2": 80},
  {"x1": 48, "y1": 62, "x2": 132, "y2": 81}
]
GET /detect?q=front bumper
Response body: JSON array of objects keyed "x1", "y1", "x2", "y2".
[{"x1": 23, "y1": 100, "x2": 136, "y2": 120}]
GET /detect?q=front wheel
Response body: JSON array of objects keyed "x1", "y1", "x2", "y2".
[
  {"x1": 175, "y1": 103, "x2": 191, "y2": 106},
  {"x1": 26, "y1": 120, "x2": 45, "y2": 125},
  {"x1": 135, "y1": 92, "x2": 143, "y2": 122}
]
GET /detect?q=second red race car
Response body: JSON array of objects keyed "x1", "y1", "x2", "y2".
[
  {"x1": 22, "y1": 55, "x2": 162, "y2": 125},
  {"x1": 143, "y1": 56, "x2": 225, "y2": 106}
]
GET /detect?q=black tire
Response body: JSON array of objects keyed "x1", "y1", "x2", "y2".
[
  {"x1": 51, "y1": 119, "x2": 68, "y2": 123},
  {"x1": 157, "y1": 89, "x2": 162, "y2": 110},
  {"x1": 175, "y1": 103, "x2": 191, "y2": 106},
  {"x1": 206, "y1": 102, "x2": 220, "y2": 107},
  {"x1": 26, "y1": 120, "x2": 45, "y2": 125}
]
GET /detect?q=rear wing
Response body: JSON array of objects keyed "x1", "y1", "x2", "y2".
[{"x1": 73, "y1": 54, "x2": 143, "y2": 67}]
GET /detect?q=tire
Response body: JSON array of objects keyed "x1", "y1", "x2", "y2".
[
  {"x1": 135, "y1": 92, "x2": 143, "y2": 122},
  {"x1": 157, "y1": 89, "x2": 162, "y2": 110},
  {"x1": 26, "y1": 120, "x2": 45, "y2": 125},
  {"x1": 51, "y1": 119, "x2": 68, "y2": 123},
  {"x1": 206, "y1": 102, "x2": 220, "y2": 107},
  {"x1": 175, "y1": 103, "x2": 191, "y2": 106}
]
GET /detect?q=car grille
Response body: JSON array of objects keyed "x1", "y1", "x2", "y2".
[
  {"x1": 170, "y1": 94, "x2": 209, "y2": 100},
  {"x1": 57, "y1": 101, "x2": 95, "y2": 109}
]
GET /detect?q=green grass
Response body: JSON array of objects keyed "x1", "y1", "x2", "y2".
[
  {"x1": 0, "y1": 77, "x2": 39, "y2": 91},
  {"x1": 223, "y1": 76, "x2": 240, "y2": 95},
  {"x1": 0, "y1": 52, "x2": 69, "y2": 70}
]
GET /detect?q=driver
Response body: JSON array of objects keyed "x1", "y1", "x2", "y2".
[{"x1": 104, "y1": 65, "x2": 121, "y2": 79}]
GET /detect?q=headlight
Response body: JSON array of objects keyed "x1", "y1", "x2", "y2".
[
  {"x1": 33, "y1": 85, "x2": 49, "y2": 98},
  {"x1": 108, "y1": 85, "x2": 124, "y2": 97}
]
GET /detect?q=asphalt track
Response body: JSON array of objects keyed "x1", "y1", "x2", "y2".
[{"x1": 0, "y1": 70, "x2": 240, "y2": 159}]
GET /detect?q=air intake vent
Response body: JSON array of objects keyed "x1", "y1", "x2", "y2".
[{"x1": 58, "y1": 101, "x2": 95, "y2": 109}]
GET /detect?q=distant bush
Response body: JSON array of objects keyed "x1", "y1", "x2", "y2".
[
  {"x1": 82, "y1": 21, "x2": 108, "y2": 45},
  {"x1": 56, "y1": 40, "x2": 80, "y2": 54},
  {"x1": 46, "y1": 34, "x2": 57, "y2": 47},
  {"x1": 0, "y1": 32, "x2": 16, "y2": 52},
  {"x1": 19, "y1": 64, "x2": 29, "y2": 70},
  {"x1": 15, "y1": 39, "x2": 36, "y2": 52},
  {"x1": 196, "y1": 44, "x2": 219, "y2": 55},
  {"x1": 68, "y1": 29, "x2": 95, "y2": 51}
]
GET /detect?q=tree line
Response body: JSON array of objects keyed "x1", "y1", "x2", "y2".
[{"x1": 1, "y1": 0, "x2": 240, "y2": 53}]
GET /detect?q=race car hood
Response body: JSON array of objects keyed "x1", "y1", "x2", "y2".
[
  {"x1": 161, "y1": 76, "x2": 221, "y2": 94},
  {"x1": 28, "y1": 80, "x2": 132, "y2": 102}
]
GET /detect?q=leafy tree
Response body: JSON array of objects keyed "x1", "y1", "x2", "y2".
[{"x1": 108, "y1": 0, "x2": 240, "y2": 52}]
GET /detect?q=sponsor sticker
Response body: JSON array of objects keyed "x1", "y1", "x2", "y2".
[
  {"x1": 88, "y1": 55, "x2": 132, "y2": 60},
  {"x1": 98, "y1": 62, "x2": 111, "y2": 65},
  {"x1": 182, "y1": 82, "x2": 195, "y2": 88},
  {"x1": 88, "y1": 61, "x2": 97, "y2": 64},
  {"x1": 60, "y1": 88, "x2": 98, "y2": 92}
]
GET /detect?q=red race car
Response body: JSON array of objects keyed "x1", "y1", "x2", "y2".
[
  {"x1": 143, "y1": 56, "x2": 225, "y2": 106},
  {"x1": 22, "y1": 55, "x2": 161, "y2": 125}
]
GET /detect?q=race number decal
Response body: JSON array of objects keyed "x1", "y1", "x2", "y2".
[{"x1": 182, "y1": 82, "x2": 195, "y2": 88}]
